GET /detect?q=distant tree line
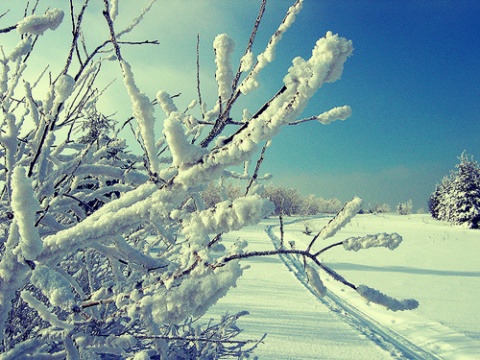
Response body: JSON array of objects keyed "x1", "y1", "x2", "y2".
[
  {"x1": 201, "y1": 182, "x2": 344, "y2": 216},
  {"x1": 202, "y1": 182, "x2": 419, "y2": 217}
]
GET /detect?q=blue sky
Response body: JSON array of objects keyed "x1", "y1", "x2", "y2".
[{"x1": 2, "y1": 0, "x2": 479, "y2": 210}]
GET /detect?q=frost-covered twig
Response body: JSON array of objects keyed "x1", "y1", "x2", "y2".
[
  {"x1": 307, "y1": 197, "x2": 362, "y2": 253},
  {"x1": 289, "y1": 105, "x2": 352, "y2": 126}
]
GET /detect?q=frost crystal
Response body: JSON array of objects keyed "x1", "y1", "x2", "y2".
[
  {"x1": 343, "y1": 233, "x2": 403, "y2": 252},
  {"x1": 17, "y1": 9, "x2": 64, "y2": 36}
]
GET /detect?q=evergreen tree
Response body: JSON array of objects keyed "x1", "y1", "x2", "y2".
[{"x1": 430, "y1": 152, "x2": 480, "y2": 228}]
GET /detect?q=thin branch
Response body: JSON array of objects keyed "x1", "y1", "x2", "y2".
[
  {"x1": 314, "y1": 240, "x2": 344, "y2": 257},
  {"x1": 288, "y1": 115, "x2": 318, "y2": 125},
  {"x1": 0, "y1": 25, "x2": 17, "y2": 34},
  {"x1": 245, "y1": 141, "x2": 268, "y2": 195},
  {"x1": 230, "y1": 0, "x2": 267, "y2": 94},
  {"x1": 198, "y1": 0, "x2": 268, "y2": 149},
  {"x1": 102, "y1": 1, "x2": 123, "y2": 61},
  {"x1": 279, "y1": 212, "x2": 284, "y2": 249},
  {"x1": 196, "y1": 33, "x2": 204, "y2": 118},
  {"x1": 61, "y1": 0, "x2": 90, "y2": 77},
  {"x1": 220, "y1": 247, "x2": 356, "y2": 290}
]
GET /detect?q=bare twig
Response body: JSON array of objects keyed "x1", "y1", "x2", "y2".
[
  {"x1": 61, "y1": 0, "x2": 90, "y2": 77},
  {"x1": 196, "y1": 33, "x2": 204, "y2": 118},
  {"x1": 245, "y1": 141, "x2": 268, "y2": 195},
  {"x1": 279, "y1": 213, "x2": 284, "y2": 249},
  {"x1": 102, "y1": 0, "x2": 123, "y2": 61},
  {"x1": 220, "y1": 247, "x2": 356, "y2": 290},
  {"x1": 0, "y1": 25, "x2": 17, "y2": 34}
]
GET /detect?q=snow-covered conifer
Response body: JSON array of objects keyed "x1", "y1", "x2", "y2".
[{"x1": 430, "y1": 152, "x2": 480, "y2": 228}]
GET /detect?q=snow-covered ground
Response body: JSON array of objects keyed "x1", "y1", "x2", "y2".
[{"x1": 207, "y1": 214, "x2": 480, "y2": 359}]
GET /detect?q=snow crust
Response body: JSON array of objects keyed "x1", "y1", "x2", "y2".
[{"x1": 16, "y1": 9, "x2": 64, "y2": 35}]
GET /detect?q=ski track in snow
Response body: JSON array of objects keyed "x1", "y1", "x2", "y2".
[{"x1": 266, "y1": 217, "x2": 480, "y2": 360}]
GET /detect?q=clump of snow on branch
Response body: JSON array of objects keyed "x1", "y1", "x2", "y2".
[
  {"x1": 214, "y1": 34, "x2": 235, "y2": 102},
  {"x1": 317, "y1": 105, "x2": 352, "y2": 124},
  {"x1": 356, "y1": 285, "x2": 419, "y2": 311},
  {"x1": 284, "y1": 31, "x2": 353, "y2": 96},
  {"x1": 139, "y1": 262, "x2": 242, "y2": 325},
  {"x1": 120, "y1": 60, "x2": 159, "y2": 174},
  {"x1": 30, "y1": 265, "x2": 76, "y2": 310},
  {"x1": 16, "y1": 9, "x2": 64, "y2": 35},
  {"x1": 8, "y1": 38, "x2": 32, "y2": 61},
  {"x1": 110, "y1": 0, "x2": 119, "y2": 20},
  {"x1": 54, "y1": 74, "x2": 75, "y2": 104},
  {"x1": 163, "y1": 113, "x2": 206, "y2": 168},
  {"x1": 240, "y1": 50, "x2": 255, "y2": 72},
  {"x1": 181, "y1": 195, "x2": 274, "y2": 250},
  {"x1": 11, "y1": 166, "x2": 43, "y2": 260},
  {"x1": 320, "y1": 197, "x2": 362, "y2": 240},
  {"x1": 240, "y1": 0, "x2": 304, "y2": 94},
  {"x1": 20, "y1": 290, "x2": 73, "y2": 330},
  {"x1": 343, "y1": 233, "x2": 403, "y2": 252},
  {"x1": 156, "y1": 90, "x2": 178, "y2": 116}
]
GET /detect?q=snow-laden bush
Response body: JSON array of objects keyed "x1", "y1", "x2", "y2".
[
  {"x1": 364, "y1": 202, "x2": 392, "y2": 214},
  {"x1": 396, "y1": 199, "x2": 413, "y2": 215},
  {"x1": 262, "y1": 185, "x2": 342, "y2": 216},
  {"x1": 0, "y1": 1, "x2": 416, "y2": 357},
  {"x1": 429, "y1": 152, "x2": 480, "y2": 228}
]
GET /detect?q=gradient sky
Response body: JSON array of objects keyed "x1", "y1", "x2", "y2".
[{"x1": 2, "y1": 0, "x2": 480, "y2": 210}]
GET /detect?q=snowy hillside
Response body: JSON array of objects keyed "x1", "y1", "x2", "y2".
[{"x1": 207, "y1": 214, "x2": 480, "y2": 359}]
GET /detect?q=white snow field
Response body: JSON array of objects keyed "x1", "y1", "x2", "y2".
[{"x1": 207, "y1": 214, "x2": 480, "y2": 359}]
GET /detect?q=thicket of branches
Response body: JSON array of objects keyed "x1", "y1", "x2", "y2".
[{"x1": 0, "y1": 1, "x2": 417, "y2": 358}]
